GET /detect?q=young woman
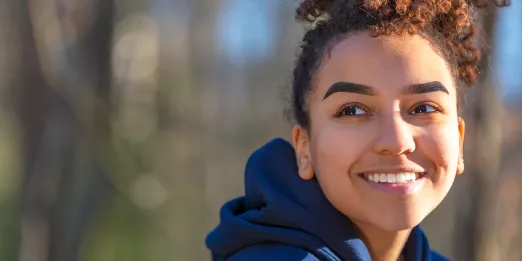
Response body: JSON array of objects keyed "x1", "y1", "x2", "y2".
[{"x1": 206, "y1": 0, "x2": 508, "y2": 260}]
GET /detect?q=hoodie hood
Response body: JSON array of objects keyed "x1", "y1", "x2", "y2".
[{"x1": 206, "y1": 138, "x2": 438, "y2": 261}]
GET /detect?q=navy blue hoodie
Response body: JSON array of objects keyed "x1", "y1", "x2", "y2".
[{"x1": 206, "y1": 138, "x2": 449, "y2": 261}]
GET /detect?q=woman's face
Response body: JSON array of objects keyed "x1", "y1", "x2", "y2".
[{"x1": 292, "y1": 33, "x2": 465, "y2": 231}]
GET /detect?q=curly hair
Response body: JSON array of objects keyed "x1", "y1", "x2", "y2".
[{"x1": 290, "y1": 0, "x2": 509, "y2": 129}]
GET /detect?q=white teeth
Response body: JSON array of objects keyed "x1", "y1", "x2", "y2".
[{"x1": 365, "y1": 172, "x2": 421, "y2": 183}]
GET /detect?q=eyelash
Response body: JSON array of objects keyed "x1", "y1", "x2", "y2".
[
  {"x1": 333, "y1": 103, "x2": 372, "y2": 118},
  {"x1": 409, "y1": 101, "x2": 444, "y2": 115},
  {"x1": 333, "y1": 102, "x2": 443, "y2": 118}
]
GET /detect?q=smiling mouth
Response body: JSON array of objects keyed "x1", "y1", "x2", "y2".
[{"x1": 359, "y1": 172, "x2": 427, "y2": 184}]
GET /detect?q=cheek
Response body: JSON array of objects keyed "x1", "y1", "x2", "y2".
[
  {"x1": 417, "y1": 123, "x2": 461, "y2": 177},
  {"x1": 310, "y1": 124, "x2": 373, "y2": 176}
]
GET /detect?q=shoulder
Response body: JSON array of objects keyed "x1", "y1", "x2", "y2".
[
  {"x1": 430, "y1": 250, "x2": 450, "y2": 261},
  {"x1": 226, "y1": 243, "x2": 320, "y2": 261}
]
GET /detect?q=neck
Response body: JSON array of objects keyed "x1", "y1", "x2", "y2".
[{"x1": 355, "y1": 222, "x2": 412, "y2": 261}]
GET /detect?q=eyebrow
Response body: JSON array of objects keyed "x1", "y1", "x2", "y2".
[
  {"x1": 322, "y1": 81, "x2": 449, "y2": 100},
  {"x1": 403, "y1": 81, "x2": 449, "y2": 95},
  {"x1": 323, "y1": 82, "x2": 375, "y2": 100}
]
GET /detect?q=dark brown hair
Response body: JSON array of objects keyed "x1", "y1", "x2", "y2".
[{"x1": 290, "y1": 0, "x2": 509, "y2": 129}]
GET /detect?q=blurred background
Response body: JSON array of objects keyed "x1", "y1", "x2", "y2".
[{"x1": 0, "y1": 0, "x2": 520, "y2": 261}]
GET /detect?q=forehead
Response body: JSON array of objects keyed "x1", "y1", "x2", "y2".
[{"x1": 314, "y1": 33, "x2": 455, "y2": 96}]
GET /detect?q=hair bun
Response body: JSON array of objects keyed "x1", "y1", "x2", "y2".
[
  {"x1": 296, "y1": 0, "x2": 510, "y2": 24},
  {"x1": 295, "y1": 0, "x2": 335, "y2": 22}
]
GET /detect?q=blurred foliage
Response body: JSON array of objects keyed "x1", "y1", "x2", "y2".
[
  {"x1": 0, "y1": 113, "x2": 20, "y2": 261},
  {"x1": 0, "y1": 0, "x2": 521, "y2": 261}
]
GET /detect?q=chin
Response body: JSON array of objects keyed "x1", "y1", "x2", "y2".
[
  {"x1": 374, "y1": 207, "x2": 432, "y2": 231},
  {"x1": 377, "y1": 216, "x2": 423, "y2": 232},
  {"x1": 353, "y1": 204, "x2": 432, "y2": 232}
]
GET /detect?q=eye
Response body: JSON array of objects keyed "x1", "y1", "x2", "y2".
[
  {"x1": 410, "y1": 103, "x2": 440, "y2": 115},
  {"x1": 335, "y1": 104, "x2": 368, "y2": 117}
]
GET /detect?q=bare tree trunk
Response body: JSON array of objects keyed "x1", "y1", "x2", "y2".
[
  {"x1": 167, "y1": 0, "x2": 220, "y2": 260},
  {"x1": 456, "y1": 6, "x2": 503, "y2": 261},
  {"x1": 11, "y1": 0, "x2": 115, "y2": 261},
  {"x1": 9, "y1": 0, "x2": 54, "y2": 260}
]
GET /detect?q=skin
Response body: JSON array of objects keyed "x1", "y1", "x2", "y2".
[{"x1": 291, "y1": 33, "x2": 465, "y2": 261}]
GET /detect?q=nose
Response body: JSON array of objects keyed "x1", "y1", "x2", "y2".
[{"x1": 373, "y1": 112, "x2": 416, "y2": 155}]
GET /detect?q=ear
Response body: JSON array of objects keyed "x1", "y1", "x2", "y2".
[
  {"x1": 291, "y1": 125, "x2": 314, "y2": 180},
  {"x1": 456, "y1": 117, "x2": 465, "y2": 175}
]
